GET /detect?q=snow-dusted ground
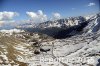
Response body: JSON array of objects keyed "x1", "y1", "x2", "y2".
[
  {"x1": 0, "y1": 28, "x2": 100, "y2": 66},
  {"x1": 32, "y1": 33, "x2": 100, "y2": 66},
  {"x1": 0, "y1": 32, "x2": 98, "y2": 66}
]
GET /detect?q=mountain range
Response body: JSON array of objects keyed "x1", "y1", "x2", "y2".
[{"x1": 15, "y1": 13, "x2": 100, "y2": 39}]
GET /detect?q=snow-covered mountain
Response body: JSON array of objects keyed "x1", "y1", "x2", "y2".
[
  {"x1": 16, "y1": 14, "x2": 96, "y2": 29},
  {"x1": 37, "y1": 13, "x2": 100, "y2": 31},
  {"x1": 84, "y1": 13, "x2": 100, "y2": 33},
  {"x1": 37, "y1": 16, "x2": 86, "y2": 28},
  {"x1": 15, "y1": 16, "x2": 87, "y2": 29}
]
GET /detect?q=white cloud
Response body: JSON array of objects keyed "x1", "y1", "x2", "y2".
[
  {"x1": 52, "y1": 12, "x2": 61, "y2": 20},
  {"x1": 88, "y1": 3, "x2": 95, "y2": 6},
  {"x1": 72, "y1": 8, "x2": 75, "y2": 10},
  {"x1": 0, "y1": 11, "x2": 18, "y2": 27},
  {"x1": 0, "y1": 11, "x2": 19, "y2": 21},
  {"x1": 26, "y1": 10, "x2": 47, "y2": 23}
]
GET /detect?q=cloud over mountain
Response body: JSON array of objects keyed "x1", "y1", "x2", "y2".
[
  {"x1": 0, "y1": 11, "x2": 19, "y2": 27},
  {"x1": 26, "y1": 10, "x2": 47, "y2": 23},
  {"x1": 52, "y1": 13, "x2": 61, "y2": 20},
  {"x1": 0, "y1": 11, "x2": 19, "y2": 21}
]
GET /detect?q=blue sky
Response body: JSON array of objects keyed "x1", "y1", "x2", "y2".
[{"x1": 0, "y1": 0, "x2": 99, "y2": 21}]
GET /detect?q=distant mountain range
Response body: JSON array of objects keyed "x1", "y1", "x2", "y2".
[
  {"x1": 0, "y1": 13, "x2": 100, "y2": 39},
  {"x1": 17, "y1": 16, "x2": 87, "y2": 29},
  {"x1": 16, "y1": 13, "x2": 100, "y2": 39},
  {"x1": 16, "y1": 13, "x2": 97, "y2": 29}
]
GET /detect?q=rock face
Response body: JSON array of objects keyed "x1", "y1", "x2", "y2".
[{"x1": 37, "y1": 16, "x2": 86, "y2": 28}]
